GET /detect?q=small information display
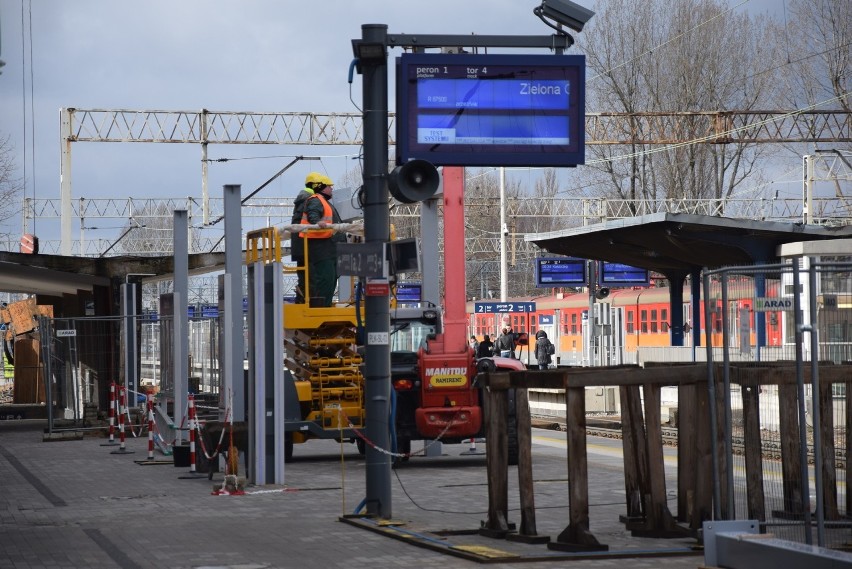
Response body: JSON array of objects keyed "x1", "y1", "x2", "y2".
[
  {"x1": 396, "y1": 282, "x2": 422, "y2": 304},
  {"x1": 337, "y1": 242, "x2": 386, "y2": 279}
]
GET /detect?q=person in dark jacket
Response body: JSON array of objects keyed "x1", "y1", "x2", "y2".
[
  {"x1": 494, "y1": 326, "x2": 516, "y2": 358},
  {"x1": 534, "y1": 330, "x2": 555, "y2": 369},
  {"x1": 476, "y1": 334, "x2": 494, "y2": 358}
]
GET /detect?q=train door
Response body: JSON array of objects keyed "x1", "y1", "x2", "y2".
[{"x1": 537, "y1": 312, "x2": 556, "y2": 347}]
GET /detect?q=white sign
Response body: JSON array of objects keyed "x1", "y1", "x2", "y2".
[
  {"x1": 754, "y1": 298, "x2": 794, "y2": 311},
  {"x1": 367, "y1": 332, "x2": 389, "y2": 345},
  {"x1": 56, "y1": 329, "x2": 77, "y2": 337}
]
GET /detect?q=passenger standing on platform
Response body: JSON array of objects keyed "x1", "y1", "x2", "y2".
[
  {"x1": 476, "y1": 334, "x2": 494, "y2": 358},
  {"x1": 299, "y1": 174, "x2": 344, "y2": 306},
  {"x1": 495, "y1": 325, "x2": 516, "y2": 359},
  {"x1": 534, "y1": 330, "x2": 554, "y2": 370},
  {"x1": 469, "y1": 335, "x2": 479, "y2": 355}
]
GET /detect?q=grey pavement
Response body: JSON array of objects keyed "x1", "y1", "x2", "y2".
[{"x1": 0, "y1": 423, "x2": 704, "y2": 569}]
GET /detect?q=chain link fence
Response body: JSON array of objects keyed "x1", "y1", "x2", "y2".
[{"x1": 704, "y1": 257, "x2": 852, "y2": 549}]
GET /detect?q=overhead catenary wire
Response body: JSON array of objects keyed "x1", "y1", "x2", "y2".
[{"x1": 586, "y1": 91, "x2": 852, "y2": 166}]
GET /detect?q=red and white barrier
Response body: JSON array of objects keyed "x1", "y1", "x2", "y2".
[
  {"x1": 108, "y1": 382, "x2": 116, "y2": 442},
  {"x1": 178, "y1": 393, "x2": 206, "y2": 479},
  {"x1": 110, "y1": 386, "x2": 134, "y2": 455},
  {"x1": 147, "y1": 394, "x2": 155, "y2": 460},
  {"x1": 188, "y1": 394, "x2": 197, "y2": 473},
  {"x1": 100, "y1": 382, "x2": 118, "y2": 447}
]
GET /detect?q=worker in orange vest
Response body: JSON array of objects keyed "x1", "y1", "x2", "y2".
[{"x1": 299, "y1": 174, "x2": 344, "y2": 306}]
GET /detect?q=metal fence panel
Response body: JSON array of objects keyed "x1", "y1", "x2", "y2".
[
  {"x1": 705, "y1": 258, "x2": 852, "y2": 549},
  {"x1": 36, "y1": 314, "x2": 223, "y2": 421}
]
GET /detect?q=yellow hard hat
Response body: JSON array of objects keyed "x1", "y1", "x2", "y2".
[
  {"x1": 319, "y1": 174, "x2": 334, "y2": 186},
  {"x1": 305, "y1": 172, "x2": 324, "y2": 185}
]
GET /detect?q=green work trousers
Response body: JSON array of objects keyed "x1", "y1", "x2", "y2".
[{"x1": 308, "y1": 257, "x2": 337, "y2": 307}]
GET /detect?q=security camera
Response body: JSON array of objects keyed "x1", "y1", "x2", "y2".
[{"x1": 535, "y1": 0, "x2": 595, "y2": 33}]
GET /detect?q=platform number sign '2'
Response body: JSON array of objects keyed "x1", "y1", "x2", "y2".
[{"x1": 473, "y1": 302, "x2": 536, "y2": 314}]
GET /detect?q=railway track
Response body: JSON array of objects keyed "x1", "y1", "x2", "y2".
[{"x1": 531, "y1": 414, "x2": 847, "y2": 468}]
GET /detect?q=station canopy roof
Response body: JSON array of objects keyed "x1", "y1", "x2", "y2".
[
  {"x1": 525, "y1": 213, "x2": 852, "y2": 276},
  {"x1": 0, "y1": 251, "x2": 226, "y2": 298}
]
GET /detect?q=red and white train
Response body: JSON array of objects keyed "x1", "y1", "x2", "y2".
[{"x1": 466, "y1": 282, "x2": 786, "y2": 366}]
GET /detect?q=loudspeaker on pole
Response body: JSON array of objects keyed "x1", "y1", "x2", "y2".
[{"x1": 388, "y1": 159, "x2": 440, "y2": 203}]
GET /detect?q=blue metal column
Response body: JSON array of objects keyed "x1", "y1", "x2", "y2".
[
  {"x1": 691, "y1": 269, "x2": 702, "y2": 355},
  {"x1": 667, "y1": 272, "x2": 686, "y2": 347}
]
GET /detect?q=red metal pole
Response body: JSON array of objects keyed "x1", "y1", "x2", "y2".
[{"x1": 442, "y1": 167, "x2": 468, "y2": 353}]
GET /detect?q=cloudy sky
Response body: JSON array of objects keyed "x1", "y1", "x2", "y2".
[{"x1": 0, "y1": 0, "x2": 784, "y2": 248}]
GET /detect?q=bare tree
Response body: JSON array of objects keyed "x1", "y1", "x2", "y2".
[
  {"x1": 578, "y1": 0, "x2": 782, "y2": 209},
  {"x1": 783, "y1": 0, "x2": 851, "y2": 116},
  {"x1": 0, "y1": 135, "x2": 24, "y2": 242}
]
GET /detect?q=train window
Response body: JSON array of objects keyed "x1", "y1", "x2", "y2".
[
  {"x1": 626, "y1": 311, "x2": 634, "y2": 333},
  {"x1": 661, "y1": 308, "x2": 668, "y2": 324},
  {"x1": 651, "y1": 309, "x2": 658, "y2": 333},
  {"x1": 640, "y1": 309, "x2": 648, "y2": 334},
  {"x1": 571, "y1": 313, "x2": 577, "y2": 334}
]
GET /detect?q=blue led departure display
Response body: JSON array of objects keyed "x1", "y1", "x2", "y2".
[
  {"x1": 599, "y1": 262, "x2": 650, "y2": 286},
  {"x1": 397, "y1": 53, "x2": 585, "y2": 167},
  {"x1": 535, "y1": 257, "x2": 586, "y2": 287}
]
